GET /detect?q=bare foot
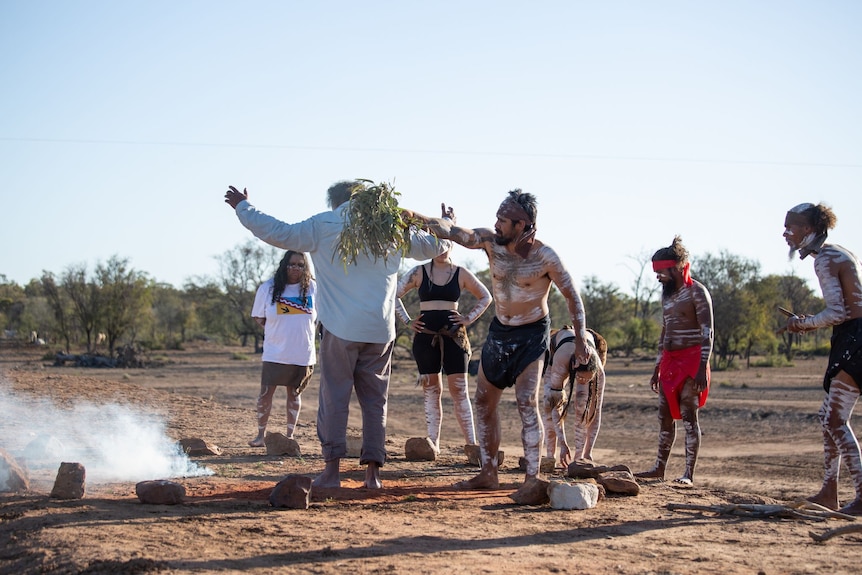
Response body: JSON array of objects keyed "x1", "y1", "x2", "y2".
[
  {"x1": 634, "y1": 467, "x2": 665, "y2": 480},
  {"x1": 806, "y1": 491, "x2": 839, "y2": 511},
  {"x1": 312, "y1": 460, "x2": 341, "y2": 488},
  {"x1": 364, "y1": 463, "x2": 382, "y2": 489},
  {"x1": 838, "y1": 498, "x2": 862, "y2": 516},
  {"x1": 453, "y1": 471, "x2": 499, "y2": 490},
  {"x1": 509, "y1": 476, "x2": 550, "y2": 505},
  {"x1": 248, "y1": 437, "x2": 265, "y2": 447},
  {"x1": 312, "y1": 473, "x2": 340, "y2": 489}
]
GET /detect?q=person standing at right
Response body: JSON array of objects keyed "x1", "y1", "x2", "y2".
[
  {"x1": 635, "y1": 236, "x2": 714, "y2": 486},
  {"x1": 783, "y1": 202, "x2": 862, "y2": 515}
]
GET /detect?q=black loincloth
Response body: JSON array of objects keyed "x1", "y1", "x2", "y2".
[
  {"x1": 481, "y1": 316, "x2": 550, "y2": 390},
  {"x1": 824, "y1": 317, "x2": 862, "y2": 392}
]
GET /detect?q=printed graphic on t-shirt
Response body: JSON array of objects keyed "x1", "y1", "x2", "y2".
[{"x1": 276, "y1": 296, "x2": 314, "y2": 315}]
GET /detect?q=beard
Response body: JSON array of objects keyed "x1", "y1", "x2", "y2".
[
  {"x1": 662, "y1": 280, "x2": 677, "y2": 298},
  {"x1": 787, "y1": 245, "x2": 798, "y2": 261},
  {"x1": 494, "y1": 233, "x2": 511, "y2": 246}
]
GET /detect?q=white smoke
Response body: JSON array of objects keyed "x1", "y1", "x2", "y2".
[{"x1": 0, "y1": 382, "x2": 213, "y2": 485}]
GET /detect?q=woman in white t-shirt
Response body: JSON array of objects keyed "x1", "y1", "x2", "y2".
[{"x1": 248, "y1": 250, "x2": 317, "y2": 447}]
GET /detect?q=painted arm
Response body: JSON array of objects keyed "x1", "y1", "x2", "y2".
[
  {"x1": 792, "y1": 251, "x2": 847, "y2": 331},
  {"x1": 546, "y1": 250, "x2": 589, "y2": 364},
  {"x1": 652, "y1": 321, "x2": 666, "y2": 393},
  {"x1": 692, "y1": 282, "x2": 714, "y2": 392},
  {"x1": 395, "y1": 266, "x2": 423, "y2": 326},
  {"x1": 451, "y1": 267, "x2": 492, "y2": 326},
  {"x1": 407, "y1": 205, "x2": 494, "y2": 250}
]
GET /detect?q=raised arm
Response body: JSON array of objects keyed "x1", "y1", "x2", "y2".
[{"x1": 407, "y1": 204, "x2": 495, "y2": 250}]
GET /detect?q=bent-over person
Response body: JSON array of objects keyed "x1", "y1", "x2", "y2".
[{"x1": 542, "y1": 328, "x2": 607, "y2": 467}]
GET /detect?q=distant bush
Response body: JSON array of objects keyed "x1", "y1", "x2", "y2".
[{"x1": 750, "y1": 355, "x2": 794, "y2": 368}]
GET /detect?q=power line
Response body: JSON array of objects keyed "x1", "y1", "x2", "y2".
[{"x1": 1, "y1": 136, "x2": 861, "y2": 169}]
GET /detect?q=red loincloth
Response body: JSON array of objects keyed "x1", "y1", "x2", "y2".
[{"x1": 659, "y1": 345, "x2": 710, "y2": 420}]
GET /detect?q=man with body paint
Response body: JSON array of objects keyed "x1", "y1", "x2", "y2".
[
  {"x1": 783, "y1": 202, "x2": 862, "y2": 515},
  {"x1": 635, "y1": 236, "x2": 714, "y2": 486},
  {"x1": 405, "y1": 190, "x2": 590, "y2": 504}
]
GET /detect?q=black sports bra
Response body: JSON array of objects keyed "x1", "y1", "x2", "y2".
[{"x1": 417, "y1": 264, "x2": 461, "y2": 302}]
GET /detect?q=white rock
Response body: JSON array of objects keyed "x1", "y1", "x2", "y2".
[{"x1": 548, "y1": 481, "x2": 599, "y2": 510}]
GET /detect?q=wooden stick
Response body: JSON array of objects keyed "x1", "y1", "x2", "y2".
[{"x1": 809, "y1": 524, "x2": 862, "y2": 542}]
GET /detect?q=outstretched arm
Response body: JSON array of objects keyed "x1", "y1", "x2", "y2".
[{"x1": 407, "y1": 204, "x2": 495, "y2": 250}]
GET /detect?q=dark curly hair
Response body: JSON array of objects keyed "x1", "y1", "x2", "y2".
[
  {"x1": 272, "y1": 251, "x2": 312, "y2": 307},
  {"x1": 790, "y1": 203, "x2": 837, "y2": 236},
  {"x1": 506, "y1": 189, "x2": 538, "y2": 227},
  {"x1": 652, "y1": 235, "x2": 689, "y2": 266}
]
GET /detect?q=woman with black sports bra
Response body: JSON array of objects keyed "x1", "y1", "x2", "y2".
[{"x1": 396, "y1": 245, "x2": 492, "y2": 454}]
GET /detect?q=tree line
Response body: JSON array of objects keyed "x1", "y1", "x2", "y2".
[{"x1": 0, "y1": 241, "x2": 828, "y2": 368}]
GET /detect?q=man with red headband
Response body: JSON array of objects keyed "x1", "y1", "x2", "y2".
[
  {"x1": 783, "y1": 202, "x2": 862, "y2": 515},
  {"x1": 407, "y1": 190, "x2": 590, "y2": 504},
  {"x1": 635, "y1": 235, "x2": 713, "y2": 486}
]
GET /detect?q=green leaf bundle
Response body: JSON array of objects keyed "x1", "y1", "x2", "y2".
[{"x1": 335, "y1": 180, "x2": 423, "y2": 267}]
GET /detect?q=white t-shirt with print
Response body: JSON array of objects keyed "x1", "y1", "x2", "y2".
[{"x1": 252, "y1": 278, "x2": 317, "y2": 366}]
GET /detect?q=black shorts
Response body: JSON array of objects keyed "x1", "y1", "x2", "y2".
[
  {"x1": 825, "y1": 317, "x2": 862, "y2": 392},
  {"x1": 481, "y1": 316, "x2": 550, "y2": 390},
  {"x1": 412, "y1": 310, "x2": 469, "y2": 375}
]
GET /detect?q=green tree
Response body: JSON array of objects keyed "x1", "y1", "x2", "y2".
[
  {"x1": 95, "y1": 256, "x2": 151, "y2": 355},
  {"x1": 0, "y1": 275, "x2": 26, "y2": 338},
  {"x1": 580, "y1": 275, "x2": 630, "y2": 351},
  {"x1": 695, "y1": 251, "x2": 762, "y2": 368},
  {"x1": 215, "y1": 240, "x2": 280, "y2": 348},
  {"x1": 62, "y1": 263, "x2": 101, "y2": 353},
  {"x1": 150, "y1": 282, "x2": 194, "y2": 347},
  {"x1": 41, "y1": 272, "x2": 75, "y2": 353}
]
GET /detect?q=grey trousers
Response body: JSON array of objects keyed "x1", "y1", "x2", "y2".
[{"x1": 316, "y1": 327, "x2": 393, "y2": 466}]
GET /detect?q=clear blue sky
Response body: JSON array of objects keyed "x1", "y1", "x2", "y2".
[{"x1": 2, "y1": 1, "x2": 860, "y2": 297}]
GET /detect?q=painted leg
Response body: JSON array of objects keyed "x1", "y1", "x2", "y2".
[
  {"x1": 510, "y1": 361, "x2": 548, "y2": 504},
  {"x1": 812, "y1": 377, "x2": 862, "y2": 513},
  {"x1": 541, "y1": 382, "x2": 558, "y2": 459},
  {"x1": 448, "y1": 373, "x2": 477, "y2": 445},
  {"x1": 249, "y1": 384, "x2": 276, "y2": 447},
  {"x1": 832, "y1": 378, "x2": 862, "y2": 515},
  {"x1": 454, "y1": 371, "x2": 502, "y2": 490},
  {"x1": 678, "y1": 380, "x2": 701, "y2": 484},
  {"x1": 635, "y1": 392, "x2": 675, "y2": 479},
  {"x1": 422, "y1": 373, "x2": 443, "y2": 452},
  {"x1": 285, "y1": 386, "x2": 301, "y2": 439}
]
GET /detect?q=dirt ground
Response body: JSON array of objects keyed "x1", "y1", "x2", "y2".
[{"x1": 1, "y1": 340, "x2": 860, "y2": 575}]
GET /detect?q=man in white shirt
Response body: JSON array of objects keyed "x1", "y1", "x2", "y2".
[{"x1": 225, "y1": 181, "x2": 450, "y2": 489}]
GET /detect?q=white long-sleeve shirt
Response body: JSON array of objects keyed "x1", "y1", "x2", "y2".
[{"x1": 235, "y1": 200, "x2": 450, "y2": 344}]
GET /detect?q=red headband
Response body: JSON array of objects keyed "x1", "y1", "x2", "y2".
[{"x1": 652, "y1": 259, "x2": 692, "y2": 286}]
